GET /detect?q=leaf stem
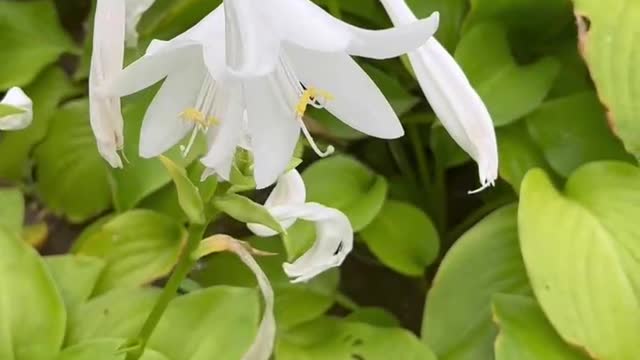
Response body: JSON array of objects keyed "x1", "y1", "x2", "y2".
[
  {"x1": 125, "y1": 222, "x2": 207, "y2": 360},
  {"x1": 335, "y1": 291, "x2": 360, "y2": 311}
]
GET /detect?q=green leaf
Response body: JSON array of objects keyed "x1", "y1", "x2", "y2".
[
  {"x1": 148, "y1": 287, "x2": 260, "y2": 360},
  {"x1": 73, "y1": 210, "x2": 186, "y2": 294},
  {"x1": 138, "y1": 0, "x2": 222, "y2": 42},
  {"x1": 0, "y1": 0, "x2": 76, "y2": 89},
  {"x1": 67, "y1": 288, "x2": 161, "y2": 345},
  {"x1": 345, "y1": 308, "x2": 401, "y2": 328},
  {"x1": 277, "y1": 317, "x2": 437, "y2": 360},
  {"x1": 45, "y1": 255, "x2": 105, "y2": 311},
  {"x1": 518, "y1": 163, "x2": 640, "y2": 360},
  {"x1": 572, "y1": 0, "x2": 640, "y2": 157},
  {"x1": 492, "y1": 294, "x2": 590, "y2": 360},
  {"x1": 406, "y1": 0, "x2": 467, "y2": 51},
  {"x1": 526, "y1": 92, "x2": 633, "y2": 177},
  {"x1": 193, "y1": 235, "x2": 339, "y2": 329},
  {"x1": 496, "y1": 123, "x2": 554, "y2": 192},
  {"x1": 455, "y1": 23, "x2": 561, "y2": 126},
  {"x1": 0, "y1": 188, "x2": 24, "y2": 236},
  {"x1": 214, "y1": 194, "x2": 285, "y2": 234},
  {"x1": 110, "y1": 91, "x2": 203, "y2": 211},
  {"x1": 34, "y1": 99, "x2": 112, "y2": 223},
  {"x1": 464, "y1": 0, "x2": 572, "y2": 47},
  {"x1": 0, "y1": 103, "x2": 25, "y2": 117},
  {"x1": 360, "y1": 200, "x2": 439, "y2": 277},
  {"x1": 159, "y1": 156, "x2": 204, "y2": 224},
  {"x1": 302, "y1": 155, "x2": 388, "y2": 231},
  {"x1": 0, "y1": 226, "x2": 66, "y2": 359},
  {"x1": 423, "y1": 205, "x2": 531, "y2": 360},
  {"x1": 431, "y1": 123, "x2": 471, "y2": 169},
  {"x1": 57, "y1": 339, "x2": 168, "y2": 360},
  {"x1": 0, "y1": 67, "x2": 77, "y2": 181}
]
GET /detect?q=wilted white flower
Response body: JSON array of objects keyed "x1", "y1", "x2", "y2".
[
  {"x1": 0, "y1": 87, "x2": 33, "y2": 131},
  {"x1": 89, "y1": 0, "x2": 126, "y2": 168},
  {"x1": 108, "y1": 4, "x2": 440, "y2": 187},
  {"x1": 380, "y1": 0, "x2": 499, "y2": 192},
  {"x1": 249, "y1": 170, "x2": 353, "y2": 283}
]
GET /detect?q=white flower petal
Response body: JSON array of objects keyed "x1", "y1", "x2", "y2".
[
  {"x1": 226, "y1": 241, "x2": 275, "y2": 360},
  {"x1": 124, "y1": 0, "x2": 156, "y2": 47},
  {"x1": 200, "y1": 78, "x2": 244, "y2": 180},
  {"x1": 379, "y1": 0, "x2": 498, "y2": 188},
  {"x1": 244, "y1": 73, "x2": 300, "y2": 189},
  {"x1": 89, "y1": 0, "x2": 126, "y2": 168},
  {"x1": 248, "y1": 169, "x2": 306, "y2": 237},
  {"x1": 138, "y1": 62, "x2": 206, "y2": 158},
  {"x1": 109, "y1": 43, "x2": 201, "y2": 97},
  {"x1": 286, "y1": 45, "x2": 404, "y2": 139},
  {"x1": 269, "y1": 203, "x2": 353, "y2": 283},
  {"x1": 0, "y1": 87, "x2": 33, "y2": 131}
]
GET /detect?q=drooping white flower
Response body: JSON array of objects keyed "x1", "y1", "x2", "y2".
[
  {"x1": 124, "y1": 0, "x2": 156, "y2": 47},
  {"x1": 195, "y1": 235, "x2": 275, "y2": 360},
  {"x1": 109, "y1": 3, "x2": 439, "y2": 187},
  {"x1": 89, "y1": 0, "x2": 126, "y2": 168},
  {"x1": 379, "y1": 0, "x2": 499, "y2": 192},
  {"x1": 0, "y1": 87, "x2": 33, "y2": 131},
  {"x1": 248, "y1": 170, "x2": 353, "y2": 283}
]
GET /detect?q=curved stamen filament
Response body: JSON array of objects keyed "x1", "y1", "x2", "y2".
[{"x1": 295, "y1": 87, "x2": 335, "y2": 158}]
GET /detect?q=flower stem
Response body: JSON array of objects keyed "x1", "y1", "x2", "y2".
[
  {"x1": 125, "y1": 222, "x2": 207, "y2": 360},
  {"x1": 335, "y1": 291, "x2": 360, "y2": 311}
]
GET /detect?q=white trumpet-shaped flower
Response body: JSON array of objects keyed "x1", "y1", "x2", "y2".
[
  {"x1": 108, "y1": 4, "x2": 440, "y2": 187},
  {"x1": 124, "y1": 0, "x2": 156, "y2": 47},
  {"x1": 0, "y1": 87, "x2": 33, "y2": 131},
  {"x1": 249, "y1": 170, "x2": 353, "y2": 283},
  {"x1": 379, "y1": 0, "x2": 499, "y2": 192},
  {"x1": 89, "y1": 0, "x2": 126, "y2": 168}
]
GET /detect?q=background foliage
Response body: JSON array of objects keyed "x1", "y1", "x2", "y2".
[{"x1": 0, "y1": 0, "x2": 638, "y2": 359}]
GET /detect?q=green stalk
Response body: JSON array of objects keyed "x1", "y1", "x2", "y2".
[{"x1": 125, "y1": 222, "x2": 207, "y2": 360}]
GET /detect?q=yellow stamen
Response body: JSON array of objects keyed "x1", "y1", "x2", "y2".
[
  {"x1": 180, "y1": 107, "x2": 219, "y2": 128},
  {"x1": 295, "y1": 87, "x2": 334, "y2": 117}
]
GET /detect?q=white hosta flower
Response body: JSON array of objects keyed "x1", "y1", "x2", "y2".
[
  {"x1": 124, "y1": 0, "x2": 156, "y2": 47},
  {"x1": 379, "y1": 0, "x2": 499, "y2": 192},
  {"x1": 248, "y1": 170, "x2": 353, "y2": 283},
  {"x1": 0, "y1": 87, "x2": 33, "y2": 130},
  {"x1": 196, "y1": 235, "x2": 275, "y2": 360},
  {"x1": 89, "y1": 0, "x2": 126, "y2": 168},
  {"x1": 247, "y1": 169, "x2": 306, "y2": 236},
  {"x1": 110, "y1": 4, "x2": 440, "y2": 187}
]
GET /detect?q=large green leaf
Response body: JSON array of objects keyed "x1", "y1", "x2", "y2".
[
  {"x1": 73, "y1": 210, "x2": 186, "y2": 294},
  {"x1": 0, "y1": 1, "x2": 76, "y2": 89},
  {"x1": 66, "y1": 288, "x2": 161, "y2": 345},
  {"x1": 45, "y1": 255, "x2": 106, "y2": 311},
  {"x1": 302, "y1": 155, "x2": 388, "y2": 231},
  {"x1": 159, "y1": 156, "x2": 204, "y2": 224},
  {"x1": 0, "y1": 226, "x2": 66, "y2": 360},
  {"x1": 492, "y1": 294, "x2": 589, "y2": 360},
  {"x1": 57, "y1": 339, "x2": 168, "y2": 360},
  {"x1": 0, "y1": 188, "x2": 24, "y2": 236},
  {"x1": 0, "y1": 67, "x2": 77, "y2": 181},
  {"x1": 526, "y1": 92, "x2": 633, "y2": 177},
  {"x1": 148, "y1": 287, "x2": 260, "y2": 360},
  {"x1": 138, "y1": 0, "x2": 222, "y2": 42},
  {"x1": 193, "y1": 235, "x2": 338, "y2": 329},
  {"x1": 422, "y1": 205, "x2": 531, "y2": 360},
  {"x1": 35, "y1": 99, "x2": 112, "y2": 223},
  {"x1": 360, "y1": 200, "x2": 439, "y2": 277},
  {"x1": 278, "y1": 317, "x2": 437, "y2": 360},
  {"x1": 454, "y1": 23, "x2": 561, "y2": 127},
  {"x1": 572, "y1": 0, "x2": 640, "y2": 157},
  {"x1": 518, "y1": 162, "x2": 640, "y2": 360}
]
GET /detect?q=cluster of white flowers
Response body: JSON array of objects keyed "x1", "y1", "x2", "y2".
[{"x1": 88, "y1": 0, "x2": 498, "y2": 358}]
